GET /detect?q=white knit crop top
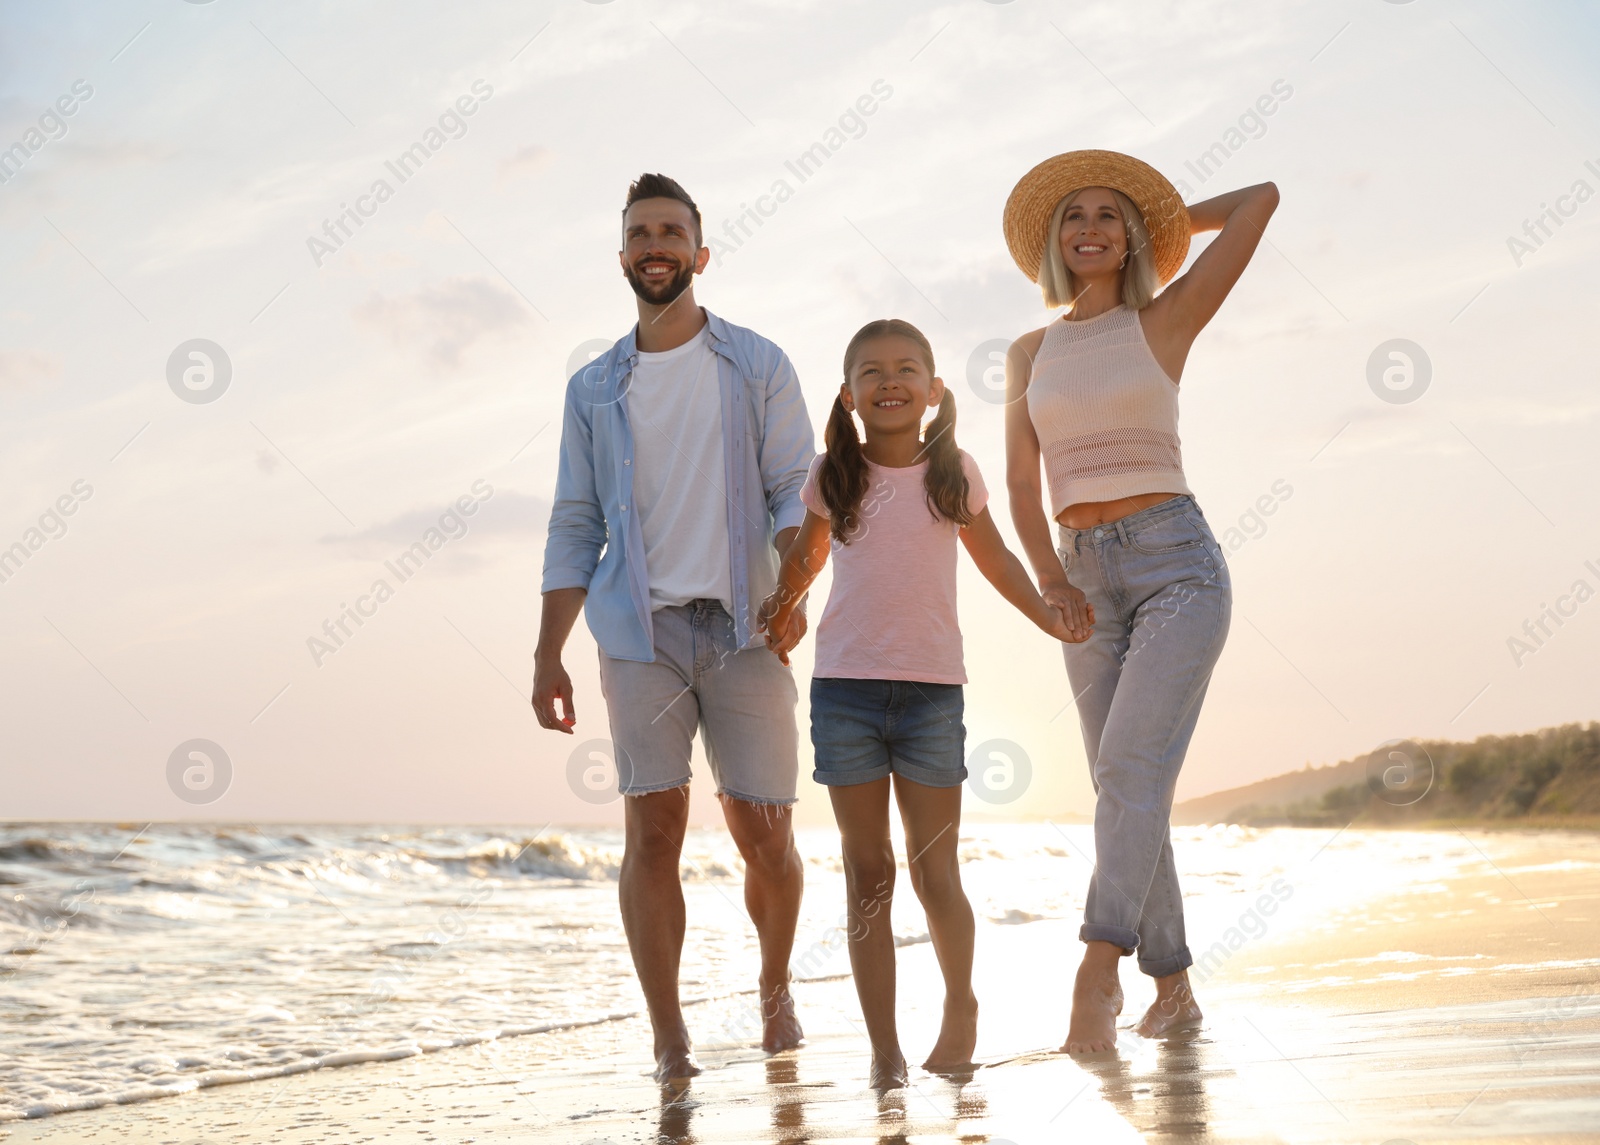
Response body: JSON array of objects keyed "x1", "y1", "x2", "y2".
[{"x1": 1025, "y1": 303, "x2": 1192, "y2": 517}]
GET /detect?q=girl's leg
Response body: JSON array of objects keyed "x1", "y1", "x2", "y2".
[
  {"x1": 892, "y1": 777, "x2": 977, "y2": 1070},
  {"x1": 829, "y1": 778, "x2": 906, "y2": 1087}
]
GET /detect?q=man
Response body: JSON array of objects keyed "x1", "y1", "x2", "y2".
[{"x1": 532, "y1": 173, "x2": 814, "y2": 1083}]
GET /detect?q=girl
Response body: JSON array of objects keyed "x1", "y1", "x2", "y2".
[
  {"x1": 1000, "y1": 149, "x2": 1278, "y2": 1053},
  {"x1": 759, "y1": 319, "x2": 1086, "y2": 1088}
]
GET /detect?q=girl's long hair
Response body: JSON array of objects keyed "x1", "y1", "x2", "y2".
[{"x1": 816, "y1": 319, "x2": 972, "y2": 545}]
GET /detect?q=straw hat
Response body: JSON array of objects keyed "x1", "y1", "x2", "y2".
[{"x1": 1002, "y1": 149, "x2": 1191, "y2": 285}]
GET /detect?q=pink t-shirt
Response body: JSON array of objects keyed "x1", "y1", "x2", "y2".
[{"x1": 799, "y1": 449, "x2": 989, "y2": 685}]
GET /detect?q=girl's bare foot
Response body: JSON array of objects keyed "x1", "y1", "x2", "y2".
[
  {"x1": 922, "y1": 992, "x2": 979, "y2": 1072},
  {"x1": 1061, "y1": 957, "x2": 1123, "y2": 1054},
  {"x1": 869, "y1": 1048, "x2": 909, "y2": 1089},
  {"x1": 760, "y1": 977, "x2": 805, "y2": 1052},
  {"x1": 1133, "y1": 969, "x2": 1201, "y2": 1037}
]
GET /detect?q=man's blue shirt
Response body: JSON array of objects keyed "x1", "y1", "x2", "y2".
[{"x1": 541, "y1": 307, "x2": 816, "y2": 662}]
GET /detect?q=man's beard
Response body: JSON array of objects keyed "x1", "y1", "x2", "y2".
[{"x1": 623, "y1": 257, "x2": 696, "y2": 307}]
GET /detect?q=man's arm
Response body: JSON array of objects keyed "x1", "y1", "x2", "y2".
[
  {"x1": 534, "y1": 378, "x2": 605, "y2": 733},
  {"x1": 757, "y1": 348, "x2": 816, "y2": 537},
  {"x1": 541, "y1": 380, "x2": 606, "y2": 595}
]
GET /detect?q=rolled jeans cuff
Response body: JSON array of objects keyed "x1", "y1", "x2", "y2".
[
  {"x1": 1079, "y1": 922, "x2": 1140, "y2": 953},
  {"x1": 1137, "y1": 946, "x2": 1193, "y2": 979}
]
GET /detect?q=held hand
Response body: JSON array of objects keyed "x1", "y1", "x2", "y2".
[
  {"x1": 531, "y1": 655, "x2": 576, "y2": 733},
  {"x1": 1041, "y1": 584, "x2": 1094, "y2": 643},
  {"x1": 757, "y1": 592, "x2": 807, "y2": 666}
]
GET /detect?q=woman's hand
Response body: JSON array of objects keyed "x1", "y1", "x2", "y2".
[{"x1": 1041, "y1": 581, "x2": 1094, "y2": 643}]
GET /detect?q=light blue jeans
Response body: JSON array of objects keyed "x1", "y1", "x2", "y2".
[{"x1": 1057, "y1": 494, "x2": 1231, "y2": 978}]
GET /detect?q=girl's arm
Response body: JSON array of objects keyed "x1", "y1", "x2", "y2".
[
  {"x1": 758, "y1": 509, "x2": 832, "y2": 664},
  {"x1": 960, "y1": 507, "x2": 1090, "y2": 643},
  {"x1": 1004, "y1": 336, "x2": 1094, "y2": 634}
]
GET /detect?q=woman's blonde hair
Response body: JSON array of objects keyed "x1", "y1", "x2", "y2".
[{"x1": 1037, "y1": 186, "x2": 1159, "y2": 311}]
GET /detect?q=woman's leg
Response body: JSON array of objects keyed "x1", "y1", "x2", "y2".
[
  {"x1": 1132, "y1": 835, "x2": 1203, "y2": 1036},
  {"x1": 892, "y1": 777, "x2": 977, "y2": 1070},
  {"x1": 829, "y1": 778, "x2": 906, "y2": 1087},
  {"x1": 1056, "y1": 533, "x2": 1134, "y2": 1053},
  {"x1": 1083, "y1": 512, "x2": 1231, "y2": 1042}
]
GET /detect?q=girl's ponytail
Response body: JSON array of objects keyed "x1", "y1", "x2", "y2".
[
  {"x1": 818, "y1": 393, "x2": 869, "y2": 545},
  {"x1": 920, "y1": 386, "x2": 973, "y2": 529}
]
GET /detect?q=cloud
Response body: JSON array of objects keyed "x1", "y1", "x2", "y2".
[
  {"x1": 496, "y1": 144, "x2": 554, "y2": 188},
  {"x1": 352, "y1": 274, "x2": 527, "y2": 368},
  {"x1": 318, "y1": 489, "x2": 550, "y2": 563},
  {"x1": 0, "y1": 349, "x2": 63, "y2": 388}
]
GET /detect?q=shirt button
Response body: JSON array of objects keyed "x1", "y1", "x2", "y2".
[
  {"x1": 620, "y1": 504, "x2": 628, "y2": 512},
  {"x1": 624, "y1": 459, "x2": 631, "y2": 466}
]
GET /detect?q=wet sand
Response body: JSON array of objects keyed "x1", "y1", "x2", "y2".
[{"x1": 6, "y1": 827, "x2": 1598, "y2": 1144}]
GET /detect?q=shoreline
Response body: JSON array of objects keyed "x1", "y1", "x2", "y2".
[{"x1": 4, "y1": 827, "x2": 1597, "y2": 1142}]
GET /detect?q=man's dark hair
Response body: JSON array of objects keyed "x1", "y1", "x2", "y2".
[{"x1": 622, "y1": 173, "x2": 703, "y2": 249}]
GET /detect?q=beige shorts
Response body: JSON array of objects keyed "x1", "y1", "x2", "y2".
[{"x1": 596, "y1": 598, "x2": 800, "y2": 805}]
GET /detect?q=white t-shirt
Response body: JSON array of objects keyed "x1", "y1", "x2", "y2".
[{"x1": 627, "y1": 325, "x2": 734, "y2": 611}]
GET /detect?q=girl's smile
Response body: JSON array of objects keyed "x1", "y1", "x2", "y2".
[{"x1": 841, "y1": 334, "x2": 946, "y2": 461}]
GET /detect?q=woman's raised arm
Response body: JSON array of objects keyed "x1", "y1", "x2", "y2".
[{"x1": 1150, "y1": 182, "x2": 1280, "y2": 350}]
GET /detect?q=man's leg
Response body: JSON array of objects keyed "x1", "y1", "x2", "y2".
[
  {"x1": 721, "y1": 794, "x2": 805, "y2": 1051},
  {"x1": 598, "y1": 605, "x2": 703, "y2": 1081},
  {"x1": 621, "y1": 787, "x2": 698, "y2": 1081},
  {"x1": 694, "y1": 601, "x2": 805, "y2": 1052}
]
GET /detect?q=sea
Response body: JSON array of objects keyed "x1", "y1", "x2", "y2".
[{"x1": 0, "y1": 820, "x2": 1487, "y2": 1123}]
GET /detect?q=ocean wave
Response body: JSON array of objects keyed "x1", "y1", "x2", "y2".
[{"x1": 0, "y1": 1009, "x2": 660, "y2": 1123}]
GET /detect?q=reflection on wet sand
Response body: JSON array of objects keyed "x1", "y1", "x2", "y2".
[
  {"x1": 1074, "y1": 1029, "x2": 1222, "y2": 1142},
  {"x1": 653, "y1": 1046, "x2": 1010, "y2": 1144},
  {"x1": 764, "y1": 1055, "x2": 807, "y2": 1144},
  {"x1": 658, "y1": 1079, "x2": 696, "y2": 1143}
]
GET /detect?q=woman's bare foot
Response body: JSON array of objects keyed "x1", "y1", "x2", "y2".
[
  {"x1": 1133, "y1": 969, "x2": 1201, "y2": 1037},
  {"x1": 869, "y1": 1048, "x2": 908, "y2": 1089},
  {"x1": 653, "y1": 1042, "x2": 702, "y2": 1083},
  {"x1": 922, "y1": 992, "x2": 979, "y2": 1072},
  {"x1": 1061, "y1": 954, "x2": 1124, "y2": 1054},
  {"x1": 760, "y1": 977, "x2": 805, "y2": 1052}
]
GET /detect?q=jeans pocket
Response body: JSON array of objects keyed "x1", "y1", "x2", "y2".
[{"x1": 1127, "y1": 511, "x2": 1207, "y2": 555}]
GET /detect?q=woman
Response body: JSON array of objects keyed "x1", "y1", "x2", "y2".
[{"x1": 1001, "y1": 150, "x2": 1278, "y2": 1053}]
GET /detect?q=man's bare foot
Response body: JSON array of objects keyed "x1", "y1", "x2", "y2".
[
  {"x1": 1133, "y1": 970, "x2": 1201, "y2": 1037},
  {"x1": 869, "y1": 1048, "x2": 908, "y2": 1089},
  {"x1": 653, "y1": 1043, "x2": 702, "y2": 1083},
  {"x1": 922, "y1": 992, "x2": 979, "y2": 1072},
  {"x1": 1061, "y1": 959, "x2": 1123, "y2": 1054},
  {"x1": 760, "y1": 976, "x2": 805, "y2": 1052}
]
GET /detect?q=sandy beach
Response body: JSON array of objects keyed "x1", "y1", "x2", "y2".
[{"x1": 5, "y1": 825, "x2": 1596, "y2": 1144}]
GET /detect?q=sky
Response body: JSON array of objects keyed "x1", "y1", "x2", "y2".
[{"x1": 2, "y1": 0, "x2": 1598, "y2": 829}]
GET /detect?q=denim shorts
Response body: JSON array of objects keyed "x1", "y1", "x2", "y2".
[{"x1": 809, "y1": 677, "x2": 967, "y2": 788}]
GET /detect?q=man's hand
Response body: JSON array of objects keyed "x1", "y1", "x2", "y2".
[
  {"x1": 532, "y1": 587, "x2": 585, "y2": 732},
  {"x1": 531, "y1": 654, "x2": 576, "y2": 732}
]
